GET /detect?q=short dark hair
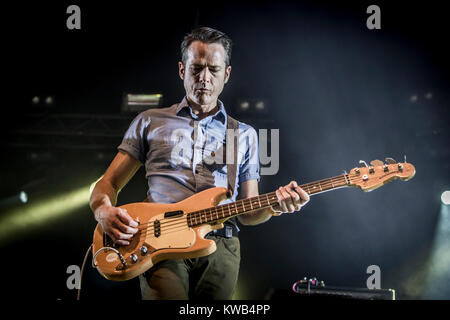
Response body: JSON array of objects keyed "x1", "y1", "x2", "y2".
[{"x1": 180, "y1": 27, "x2": 233, "y2": 67}]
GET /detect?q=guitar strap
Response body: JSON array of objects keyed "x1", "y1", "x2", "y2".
[{"x1": 226, "y1": 114, "x2": 239, "y2": 199}]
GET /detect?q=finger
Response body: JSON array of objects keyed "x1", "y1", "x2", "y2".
[
  {"x1": 115, "y1": 239, "x2": 130, "y2": 246},
  {"x1": 280, "y1": 187, "x2": 295, "y2": 213},
  {"x1": 276, "y1": 189, "x2": 288, "y2": 213},
  {"x1": 118, "y1": 209, "x2": 139, "y2": 228},
  {"x1": 295, "y1": 186, "x2": 310, "y2": 204},
  {"x1": 272, "y1": 203, "x2": 282, "y2": 213},
  {"x1": 285, "y1": 185, "x2": 300, "y2": 203},
  {"x1": 284, "y1": 186, "x2": 299, "y2": 212},
  {"x1": 114, "y1": 219, "x2": 138, "y2": 235},
  {"x1": 287, "y1": 188, "x2": 302, "y2": 212},
  {"x1": 109, "y1": 232, "x2": 130, "y2": 246},
  {"x1": 112, "y1": 226, "x2": 135, "y2": 240}
]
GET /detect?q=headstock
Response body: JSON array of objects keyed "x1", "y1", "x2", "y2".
[{"x1": 347, "y1": 157, "x2": 415, "y2": 192}]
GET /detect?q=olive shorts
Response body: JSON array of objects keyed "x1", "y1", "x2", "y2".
[{"x1": 139, "y1": 235, "x2": 241, "y2": 300}]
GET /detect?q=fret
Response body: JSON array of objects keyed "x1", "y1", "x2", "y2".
[
  {"x1": 253, "y1": 197, "x2": 259, "y2": 209},
  {"x1": 185, "y1": 175, "x2": 355, "y2": 227},
  {"x1": 207, "y1": 209, "x2": 212, "y2": 222},
  {"x1": 229, "y1": 203, "x2": 236, "y2": 216},
  {"x1": 264, "y1": 194, "x2": 269, "y2": 206},
  {"x1": 206, "y1": 209, "x2": 211, "y2": 223},
  {"x1": 269, "y1": 193, "x2": 277, "y2": 205}
]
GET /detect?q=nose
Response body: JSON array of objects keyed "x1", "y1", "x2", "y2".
[{"x1": 199, "y1": 67, "x2": 212, "y2": 83}]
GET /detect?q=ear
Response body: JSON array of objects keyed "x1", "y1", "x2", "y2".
[
  {"x1": 224, "y1": 65, "x2": 232, "y2": 84},
  {"x1": 178, "y1": 61, "x2": 185, "y2": 80}
]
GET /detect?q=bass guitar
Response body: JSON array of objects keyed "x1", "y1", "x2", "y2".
[{"x1": 92, "y1": 158, "x2": 415, "y2": 281}]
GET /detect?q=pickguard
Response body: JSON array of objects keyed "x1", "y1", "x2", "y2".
[{"x1": 145, "y1": 213, "x2": 196, "y2": 250}]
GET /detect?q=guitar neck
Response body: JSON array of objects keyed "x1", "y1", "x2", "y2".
[{"x1": 187, "y1": 173, "x2": 351, "y2": 227}]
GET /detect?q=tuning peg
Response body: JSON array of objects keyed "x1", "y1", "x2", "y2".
[
  {"x1": 370, "y1": 159, "x2": 384, "y2": 166},
  {"x1": 359, "y1": 160, "x2": 368, "y2": 167},
  {"x1": 343, "y1": 170, "x2": 348, "y2": 175},
  {"x1": 385, "y1": 157, "x2": 397, "y2": 164},
  {"x1": 404, "y1": 155, "x2": 407, "y2": 163}
]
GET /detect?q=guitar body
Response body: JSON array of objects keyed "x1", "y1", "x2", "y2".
[{"x1": 92, "y1": 187, "x2": 229, "y2": 281}]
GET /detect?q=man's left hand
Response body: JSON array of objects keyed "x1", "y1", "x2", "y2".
[{"x1": 272, "y1": 180, "x2": 310, "y2": 214}]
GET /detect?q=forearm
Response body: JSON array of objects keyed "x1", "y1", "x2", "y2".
[
  {"x1": 238, "y1": 207, "x2": 276, "y2": 226},
  {"x1": 89, "y1": 179, "x2": 119, "y2": 220}
]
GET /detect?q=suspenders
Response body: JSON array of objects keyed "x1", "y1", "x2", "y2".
[{"x1": 226, "y1": 114, "x2": 239, "y2": 199}]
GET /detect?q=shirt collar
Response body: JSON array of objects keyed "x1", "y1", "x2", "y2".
[{"x1": 176, "y1": 96, "x2": 226, "y2": 124}]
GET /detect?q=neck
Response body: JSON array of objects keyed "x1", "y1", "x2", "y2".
[
  {"x1": 186, "y1": 173, "x2": 351, "y2": 227},
  {"x1": 186, "y1": 96, "x2": 218, "y2": 117}
]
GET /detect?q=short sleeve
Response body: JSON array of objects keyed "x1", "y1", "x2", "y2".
[
  {"x1": 117, "y1": 112, "x2": 150, "y2": 164},
  {"x1": 238, "y1": 125, "x2": 261, "y2": 183}
]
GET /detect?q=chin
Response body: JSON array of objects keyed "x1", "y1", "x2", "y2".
[{"x1": 194, "y1": 94, "x2": 213, "y2": 105}]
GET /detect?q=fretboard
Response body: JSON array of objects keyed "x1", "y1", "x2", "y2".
[{"x1": 187, "y1": 174, "x2": 350, "y2": 227}]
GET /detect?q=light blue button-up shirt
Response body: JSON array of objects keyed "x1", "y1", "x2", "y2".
[{"x1": 118, "y1": 97, "x2": 260, "y2": 210}]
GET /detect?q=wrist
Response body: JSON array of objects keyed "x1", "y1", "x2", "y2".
[{"x1": 93, "y1": 203, "x2": 112, "y2": 222}]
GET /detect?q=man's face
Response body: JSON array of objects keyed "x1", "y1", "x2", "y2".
[{"x1": 179, "y1": 41, "x2": 231, "y2": 107}]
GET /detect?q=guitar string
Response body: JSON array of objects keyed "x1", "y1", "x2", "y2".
[
  {"x1": 134, "y1": 172, "x2": 385, "y2": 232},
  {"x1": 141, "y1": 182, "x2": 352, "y2": 233},
  {"x1": 113, "y1": 171, "x2": 406, "y2": 243},
  {"x1": 134, "y1": 174, "x2": 351, "y2": 230},
  {"x1": 133, "y1": 172, "x2": 399, "y2": 233},
  {"x1": 128, "y1": 179, "x2": 405, "y2": 242}
]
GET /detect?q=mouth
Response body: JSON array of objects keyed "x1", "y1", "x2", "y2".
[{"x1": 196, "y1": 89, "x2": 211, "y2": 95}]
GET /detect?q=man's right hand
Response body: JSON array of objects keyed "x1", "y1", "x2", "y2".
[{"x1": 94, "y1": 205, "x2": 139, "y2": 246}]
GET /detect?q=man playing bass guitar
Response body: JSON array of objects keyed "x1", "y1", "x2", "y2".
[{"x1": 89, "y1": 27, "x2": 310, "y2": 300}]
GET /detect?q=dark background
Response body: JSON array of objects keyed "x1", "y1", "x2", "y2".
[{"x1": 1, "y1": 0, "x2": 449, "y2": 300}]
